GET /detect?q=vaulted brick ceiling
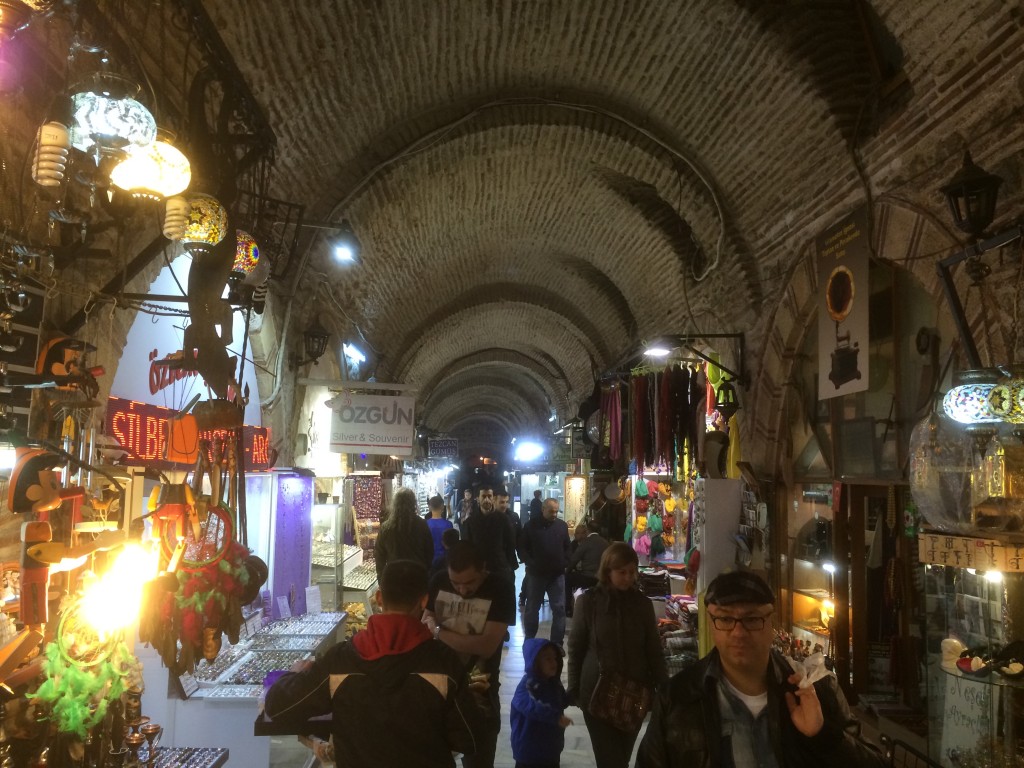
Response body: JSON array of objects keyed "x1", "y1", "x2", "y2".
[{"x1": 192, "y1": 0, "x2": 1011, "y2": 456}]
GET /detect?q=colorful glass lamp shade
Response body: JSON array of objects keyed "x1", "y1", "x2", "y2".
[
  {"x1": 110, "y1": 137, "x2": 191, "y2": 200},
  {"x1": 232, "y1": 230, "x2": 260, "y2": 276},
  {"x1": 226, "y1": 230, "x2": 260, "y2": 303},
  {"x1": 179, "y1": 193, "x2": 228, "y2": 254},
  {"x1": 68, "y1": 74, "x2": 156, "y2": 154}
]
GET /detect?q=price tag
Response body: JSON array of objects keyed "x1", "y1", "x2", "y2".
[
  {"x1": 305, "y1": 585, "x2": 322, "y2": 614},
  {"x1": 179, "y1": 673, "x2": 200, "y2": 698},
  {"x1": 277, "y1": 596, "x2": 292, "y2": 619}
]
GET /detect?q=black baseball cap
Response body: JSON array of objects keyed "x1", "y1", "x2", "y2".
[{"x1": 705, "y1": 571, "x2": 775, "y2": 606}]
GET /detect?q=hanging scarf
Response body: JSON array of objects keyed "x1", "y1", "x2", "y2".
[
  {"x1": 631, "y1": 376, "x2": 647, "y2": 470},
  {"x1": 601, "y1": 384, "x2": 622, "y2": 461}
]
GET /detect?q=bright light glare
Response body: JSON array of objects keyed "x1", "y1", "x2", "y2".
[
  {"x1": 80, "y1": 543, "x2": 159, "y2": 639},
  {"x1": 343, "y1": 343, "x2": 366, "y2": 364},
  {"x1": 514, "y1": 441, "x2": 544, "y2": 462},
  {"x1": 823, "y1": 599, "x2": 835, "y2": 613},
  {"x1": 984, "y1": 570, "x2": 1004, "y2": 583},
  {"x1": 822, "y1": 562, "x2": 836, "y2": 574},
  {"x1": 0, "y1": 446, "x2": 15, "y2": 471},
  {"x1": 334, "y1": 244, "x2": 355, "y2": 263},
  {"x1": 644, "y1": 344, "x2": 672, "y2": 357}
]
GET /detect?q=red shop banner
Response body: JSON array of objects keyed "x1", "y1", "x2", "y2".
[{"x1": 104, "y1": 396, "x2": 272, "y2": 471}]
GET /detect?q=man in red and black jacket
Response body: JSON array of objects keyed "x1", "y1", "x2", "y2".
[{"x1": 265, "y1": 560, "x2": 481, "y2": 767}]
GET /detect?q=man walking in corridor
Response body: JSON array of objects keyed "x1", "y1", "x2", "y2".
[{"x1": 519, "y1": 497, "x2": 571, "y2": 646}]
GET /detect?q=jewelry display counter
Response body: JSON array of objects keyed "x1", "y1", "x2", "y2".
[{"x1": 139, "y1": 613, "x2": 346, "y2": 768}]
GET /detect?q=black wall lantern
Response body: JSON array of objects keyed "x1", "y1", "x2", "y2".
[
  {"x1": 939, "y1": 151, "x2": 1003, "y2": 239},
  {"x1": 936, "y1": 151, "x2": 1022, "y2": 369},
  {"x1": 294, "y1": 318, "x2": 330, "y2": 367},
  {"x1": 714, "y1": 378, "x2": 740, "y2": 423}
]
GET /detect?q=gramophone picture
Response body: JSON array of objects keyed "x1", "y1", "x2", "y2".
[{"x1": 825, "y1": 264, "x2": 862, "y2": 388}]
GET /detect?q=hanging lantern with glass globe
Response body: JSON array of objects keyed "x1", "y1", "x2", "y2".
[
  {"x1": 179, "y1": 193, "x2": 228, "y2": 254},
  {"x1": 227, "y1": 230, "x2": 260, "y2": 303},
  {"x1": 109, "y1": 132, "x2": 191, "y2": 200},
  {"x1": 68, "y1": 73, "x2": 156, "y2": 155}
]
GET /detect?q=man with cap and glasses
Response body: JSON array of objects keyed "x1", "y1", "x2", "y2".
[{"x1": 636, "y1": 570, "x2": 886, "y2": 768}]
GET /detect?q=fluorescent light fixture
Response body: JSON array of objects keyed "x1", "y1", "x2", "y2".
[
  {"x1": 343, "y1": 343, "x2": 366, "y2": 364},
  {"x1": 644, "y1": 343, "x2": 673, "y2": 357},
  {"x1": 334, "y1": 243, "x2": 356, "y2": 262},
  {"x1": 514, "y1": 441, "x2": 544, "y2": 462}
]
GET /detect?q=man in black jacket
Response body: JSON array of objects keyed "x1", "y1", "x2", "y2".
[
  {"x1": 636, "y1": 570, "x2": 886, "y2": 768},
  {"x1": 463, "y1": 483, "x2": 519, "y2": 585},
  {"x1": 265, "y1": 560, "x2": 481, "y2": 767},
  {"x1": 519, "y1": 497, "x2": 571, "y2": 646}
]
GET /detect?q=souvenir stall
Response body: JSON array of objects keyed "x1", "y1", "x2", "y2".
[{"x1": 909, "y1": 370, "x2": 1024, "y2": 767}]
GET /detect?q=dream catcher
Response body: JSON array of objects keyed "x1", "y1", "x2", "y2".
[{"x1": 32, "y1": 596, "x2": 140, "y2": 739}]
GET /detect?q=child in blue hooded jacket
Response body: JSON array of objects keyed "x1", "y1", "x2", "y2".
[{"x1": 510, "y1": 637, "x2": 574, "y2": 768}]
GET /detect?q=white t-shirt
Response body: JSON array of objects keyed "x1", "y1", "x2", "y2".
[{"x1": 721, "y1": 675, "x2": 769, "y2": 718}]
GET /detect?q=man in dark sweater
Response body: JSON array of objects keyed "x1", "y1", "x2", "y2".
[
  {"x1": 264, "y1": 560, "x2": 481, "y2": 767},
  {"x1": 463, "y1": 483, "x2": 519, "y2": 585},
  {"x1": 519, "y1": 497, "x2": 571, "y2": 645}
]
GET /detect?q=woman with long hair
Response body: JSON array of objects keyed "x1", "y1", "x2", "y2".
[
  {"x1": 374, "y1": 487, "x2": 434, "y2": 581},
  {"x1": 567, "y1": 542, "x2": 667, "y2": 768}
]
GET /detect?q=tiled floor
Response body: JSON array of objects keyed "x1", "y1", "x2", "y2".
[{"x1": 493, "y1": 571, "x2": 648, "y2": 768}]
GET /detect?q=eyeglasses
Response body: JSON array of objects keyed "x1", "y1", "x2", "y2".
[{"x1": 708, "y1": 613, "x2": 771, "y2": 632}]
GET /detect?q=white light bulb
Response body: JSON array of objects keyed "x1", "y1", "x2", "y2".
[
  {"x1": 31, "y1": 121, "x2": 69, "y2": 187},
  {"x1": 162, "y1": 195, "x2": 189, "y2": 240}
]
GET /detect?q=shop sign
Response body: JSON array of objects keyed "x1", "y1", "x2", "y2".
[
  {"x1": 816, "y1": 206, "x2": 870, "y2": 400},
  {"x1": 916, "y1": 531, "x2": 1023, "y2": 571},
  {"x1": 427, "y1": 438, "x2": 458, "y2": 458},
  {"x1": 104, "y1": 396, "x2": 273, "y2": 470},
  {"x1": 326, "y1": 393, "x2": 416, "y2": 456}
]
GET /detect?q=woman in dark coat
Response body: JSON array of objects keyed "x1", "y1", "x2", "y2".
[
  {"x1": 374, "y1": 487, "x2": 434, "y2": 580},
  {"x1": 567, "y1": 542, "x2": 667, "y2": 768}
]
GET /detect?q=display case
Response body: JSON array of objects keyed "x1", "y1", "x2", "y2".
[
  {"x1": 789, "y1": 517, "x2": 835, "y2": 656},
  {"x1": 310, "y1": 502, "x2": 362, "y2": 611},
  {"x1": 919, "y1": 533, "x2": 1024, "y2": 766},
  {"x1": 351, "y1": 474, "x2": 385, "y2": 569},
  {"x1": 140, "y1": 612, "x2": 347, "y2": 768}
]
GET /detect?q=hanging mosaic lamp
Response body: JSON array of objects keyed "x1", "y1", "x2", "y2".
[
  {"x1": 109, "y1": 133, "x2": 191, "y2": 200},
  {"x1": 941, "y1": 369, "x2": 1001, "y2": 424},
  {"x1": 68, "y1": 73, "x2": 156, "y2": 154},
  {"x1": 986, "y1": 376, "x2": 1024, "y2": 424},
  {"x1": 232, "y1": 230, "x2": 260, "y2": 277},
  {"x1": 180, "y1": 193, "x2": 228, "y2": 255}
]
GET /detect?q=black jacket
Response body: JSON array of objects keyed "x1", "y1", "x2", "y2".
[
  {"x1": 520, "y1": 515, "x2": 571, "y2": 580},
  {"x1": 463, "y1": 509, "x2": 519, "y2": 576},
  {"x1": 374, "y1": 514, "x2": 435, "y2": 580},
  {"x1": 567, "y1": 533, "x2": 609, "y2": 577},
  {"x1": 265, "y1": 614, "x2": 481, "y2": 767},
  {"x1": 635, "y1": 649, "x2": 887, "y2": 768},
  {"x1": 567, "y1": 586, "x2": 667, "y2": 713}
]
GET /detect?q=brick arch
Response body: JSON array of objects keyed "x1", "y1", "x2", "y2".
[
  {"x1": 421, "y1": 349, "x2": 570, "y2": 418},
  {"x1": 389, "y1": 282, "x2": 618, "y2": 379},
  {"x1": 744, "y1": 199, "x2": 994, "y2": 478},
  {"x1": 422, "y1": 370, "x2": 552, "y2": 430},
  {"x1": 428, "y1": 387, "x2": 539, "y2": 434},
  {"x1": 397, "y1": 303, "x2": 598, "y2": 405}
]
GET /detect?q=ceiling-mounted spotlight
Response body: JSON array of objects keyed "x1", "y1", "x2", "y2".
[{"x1": 332, "y1": 220, "x2": 360, "y2": 264}]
